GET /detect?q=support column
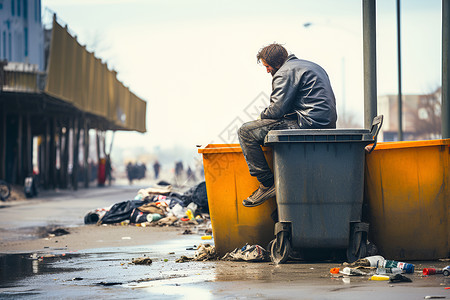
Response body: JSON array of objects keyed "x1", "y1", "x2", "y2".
[
  {"x1": 72, "y1": 116, "x2": 81, "y2": 190},
  {"x1": 44, "y1": 119, "x2": 50, "y2": 189},
  {"x1": 83, "y1": 119, "x2": 90, "y2": 188},
  {"x1": 26, "y1": 114, "x2": 32, "y2": 176},
  {"x1": 17, "y1": 113, "x2": 23, "y2": 184},
  {"x1": 62, "y1": 121, "x2": 70, "y2": 188},
  {"x1": 363, "y1": 0, "x2": 378, "y2": 129},
  {"x1": 1, "y1": 103, "x2": 6, "y2": 179},
  {"x1": 443, "y1": 0, "x2": 450, "y2": 138}
]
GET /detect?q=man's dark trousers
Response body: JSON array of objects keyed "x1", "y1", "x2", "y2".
[{"x1": 238, "y1": 118, "x2": 300, "y2": 187}]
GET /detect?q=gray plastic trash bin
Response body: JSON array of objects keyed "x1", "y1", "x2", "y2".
[{"x1": 264, "y1": 116, "x2": 383, "y2": 263}]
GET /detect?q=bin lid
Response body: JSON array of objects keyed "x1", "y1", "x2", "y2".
[
  {"x1": 198, "y1": 144, "x2": 272, "y2": 154},
  {"x1": 265, "y1": 129, "x2": 374, "y2": 144}
]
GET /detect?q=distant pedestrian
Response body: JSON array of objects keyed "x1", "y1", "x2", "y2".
[
  {"x1": 105, "y1": 155, "x2": 113, "y2": 186},
  {"x1": 187, "y1": 166, "x2": 196, "y2": 182},
  {"x1": 175, "y1": 161, "x2": 184, "y2": 179},
  {"x1": 126, "y1": 162, "x2": 134, "y2": 185},
  {"x1": 153, "y1": 160, "x2": 161, "y2": 179}
]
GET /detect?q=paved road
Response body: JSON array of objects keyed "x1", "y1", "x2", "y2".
[{"x1": 0, "y1": 185, "x2": 449, "y2": 299}]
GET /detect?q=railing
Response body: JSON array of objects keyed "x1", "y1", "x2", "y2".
[{"x1": 1, "y1": 70, "x2": 45, "y2": 93}]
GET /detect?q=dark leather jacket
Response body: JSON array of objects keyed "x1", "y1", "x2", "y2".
[{"x1": 260, "y1": 54, "x2": 337, "y2": 128}]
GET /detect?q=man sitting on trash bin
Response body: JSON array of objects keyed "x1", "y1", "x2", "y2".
[{"x1": 238, "y1": 43, "x2": 337, "y2": 207}]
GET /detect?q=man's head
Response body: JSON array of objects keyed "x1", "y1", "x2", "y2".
[{"x1": 256, "y1": 43, "x2": 288, "y2": 76}]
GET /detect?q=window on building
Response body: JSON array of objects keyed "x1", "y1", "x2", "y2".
[
  {"x1": 11, "y1": 0, "x2": 14, "y2": 15},
  {"x1": 24, "y1": 27, "x2": 28, "y2": 57},
  {"x1": 2, "y1": 32, "x2": 5, "y2": 59},
  {"x1": 23, "y1": 0, "x2": 27, "y2": 19},
  {"x1": 17, "y1": 0, "x2": 20, "y2": 16},
  {"x1": 34, "y1": 0, "x2": 37, "y2": 21},
  {"x1": 8, "y1": 32, "x2": 11, "y2": 60}
]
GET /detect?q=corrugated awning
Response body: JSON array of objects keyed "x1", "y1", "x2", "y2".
[{"x1": 44, "y1": 19, "x2": 146, "y2": 133}]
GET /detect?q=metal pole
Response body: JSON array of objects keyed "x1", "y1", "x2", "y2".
[
  {"x1": 443, "y1": 0, "x2": 450, "y2": 138},
  {"x1": 397, "y1": 0, "x2": 403, "y2": 141},
  {"x1": 363, "y1": 0, "x2": 378, "y2": 129}
]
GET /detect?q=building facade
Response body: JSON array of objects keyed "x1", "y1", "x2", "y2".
[
  {"x1": 0, "y1": 0, "x2": 44, "y2": 70},
  {"x1": 378, "y1": 88, "x2": 442, "y2": 141}
]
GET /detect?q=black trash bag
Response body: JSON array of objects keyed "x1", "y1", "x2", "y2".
[
  {"x1": 100, "y1": 200, "x2": 145, "y2": 224},
  {"x1": 84, "y1": 212, "x2": 100, "y2": 224},
  {"x1": 180, "y1": 181, "x2": 208, "y2": 213}
]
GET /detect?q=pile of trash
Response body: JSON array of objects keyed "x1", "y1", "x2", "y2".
[
  {"x1": 176, "y1": 243, "x2": 269, "y2": 263},
  {"x1": 84, "y1": 181, "x2": 209, "y2": 227},
  {"x1": 330, "y1": 255, "x2": 416, "y2": 283}
]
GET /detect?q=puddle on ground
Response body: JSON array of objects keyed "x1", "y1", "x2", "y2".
[
  {"x1": 0, "y1": 234, "x2": 217, "y2": 299},
  {"x1": 0, "y1": 252, "x2": 83, "y2": 287}
]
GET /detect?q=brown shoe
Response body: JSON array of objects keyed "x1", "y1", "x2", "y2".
[{"x1": 242, "y1": 183, "x2": 275, "y2": 207}]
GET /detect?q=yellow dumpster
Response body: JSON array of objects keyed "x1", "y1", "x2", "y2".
[
  {"x1": 365, "y1": 139, "x2": 450, "y2": 260},
  {"x1": 198, "y1": 144, "x2": 277, "y2": 255}
]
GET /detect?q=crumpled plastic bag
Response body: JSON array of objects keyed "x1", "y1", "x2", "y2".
[
  {"x1": 222, "y1": 244, "x2": 270, "y2": 262},
  {"x1": 176, "y1": 244, "x2": 217, "y2": 262}
]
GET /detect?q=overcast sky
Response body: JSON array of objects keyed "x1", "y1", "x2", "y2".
[{"x1": 41, "y1": 0, "x2": 443, "y2": 154}]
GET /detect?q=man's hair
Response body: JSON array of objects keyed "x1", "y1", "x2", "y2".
[{"x1": 256, "y1": 43, "x2": 288, "y2": 68}]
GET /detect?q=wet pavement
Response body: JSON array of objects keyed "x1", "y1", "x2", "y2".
[
  {"x1": 0, "y1": 184, "x2": 449, "y2": 299},
  {"x1": 1, "y1": 234, "x2": 449, "y2": 299}
]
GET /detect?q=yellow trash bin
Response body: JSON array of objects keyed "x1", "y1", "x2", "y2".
[
  {"x1": 365, "y1": 139, "x2": 450, "y2": 260},
  {"x1": 198, "y1": 144, "x2": 277, "y2": 256}
]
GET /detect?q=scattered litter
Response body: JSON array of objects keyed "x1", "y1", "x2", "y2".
[
  {"x1": 376, "y1": 267, "x2": 402, "y2": 275},
  {"x1": 182, "y1": 229, "x2": 193, "y2": 235},
  {"x1": 340, "y1": 267, "x2": 367, "y2": 276},
  {"x1": 346, "y1": 256, "x2": 414, "y2": 273},
  {"x1": 201, "y1": 235, "x2": 212, "y2": 240},
  {"x1": 131, "y1": 257, "x2": 153, "y2": 265},
  {"x1": 121, "y1": 237, "x2": 131, "y2": 240},
  {"x1": 176, "y1": 244, "x2": 218, "y2": 262},
  {"x1": 97, "y1": 282, "x2": 122, "y2": 286},
  {"x1": 72, "y1": 277, "x2": 83, "y2": 281},
  {"x1": 370, "y1": 275, "x2": 390, "y2": 281},
  {"x1": 48, "y1": 228, "x2": 70, "y2": 237},
  {"x1": 222, "y1": 244, "x2": 269, "y2": 262},
  {"x1": 389, "y1": 274, "x2": 412, "y2": 283},
  {"x1": 330, "y1": 268, "x2": 340, "y2": 274}
]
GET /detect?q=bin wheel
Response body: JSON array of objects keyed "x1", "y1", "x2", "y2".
[{"x1": 270, "y1": 231, "x2": 291, "y2": 264}]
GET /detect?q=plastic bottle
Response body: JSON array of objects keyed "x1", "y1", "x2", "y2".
[
  {"x1": 365, "y1": 255, "x2": 385, "y2": 267},
  {"x1": 340, "y1": 267, "x2": 366, "y2": 276},
  {"x1": 171, "y1": 203, "x2": 186, "y2": 218},
  {"x1": 370, "y1": 274, "x2": 390, "y2": 281},
  {"x1": 364, "y1": 255, "x2": 415, "y2": 274},
  {"x1": 423, "y1": 266, "x2": 450, "y2": 276},
  {"x1": 186, "y1": 202, "x2": 198, "y2": 214},
  {"x1": 146, "y1": 213, "x2": 162, "y2": 222},
  {"x1": 186, "y1": 209, "x2": 194, "y2": 220},
  {"x1": 382, "y1": 260, "x2": 415, "y2": 273},
  {"x1": 376, "y1": 267, "x2": 402, "y2": 275}
]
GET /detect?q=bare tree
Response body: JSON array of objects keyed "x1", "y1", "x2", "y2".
[
  {"x1": 412, "y1": 87, "x2": 441, "y2": 139},
  {"x1": 85, "y1": 30, "x2": 117, "y2": 71}
]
